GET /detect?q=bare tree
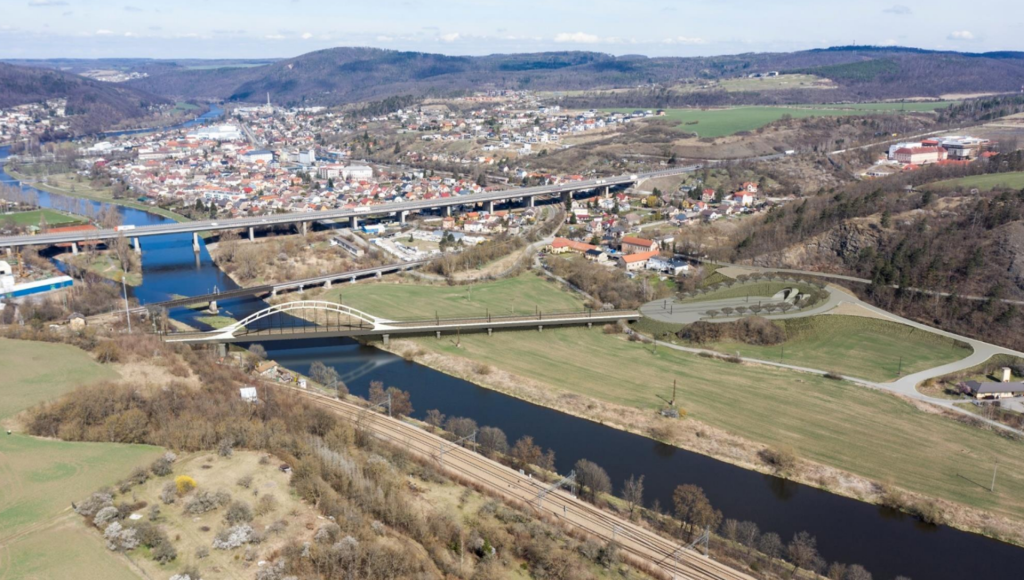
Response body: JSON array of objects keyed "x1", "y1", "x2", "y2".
[
  {"x1": 510, "y1": 436, "x2": 542, "y2": 470},
  {"x1": 705, "y1": 310, "x2": 720, "y2": 319},
  {"x1": 672, "y1": 484, "x2": 722, "y2": 541},
  {"x1": 478, "y1": 426, "x2": 508, "y2": 457},
  {"x1": 787, "y1": 531, "x2": 820, "y2": 574},
  {"x1": 574, "y1": 459, "x2": 612, "y2": 503},
  {"x1": 721, "y1": 306, "x2": 735, "y2": 317},
  {"x1": 622, "y1": 474, "x2": 645, "y2": 520},
  {"x1": 758, "y1": 532, "x2": 783, "y2": 574},
  {"x1": 424, "y1": 409, "x2": 445, "y2": 431}
]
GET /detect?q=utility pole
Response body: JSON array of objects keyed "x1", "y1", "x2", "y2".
[
  {"x1": 991, "y1": 461, "x2": 999, "y2": 492},
  {"x1": 122, "y1": 274, "x2": 131, "y2": 333},
  {"x1": 897, "y1": 356, "x2": 903, "y2": 377}
]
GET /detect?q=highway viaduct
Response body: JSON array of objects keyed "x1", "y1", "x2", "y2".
[{"x1": 0, "y1": 165, "x2": 709, "y2": 253}]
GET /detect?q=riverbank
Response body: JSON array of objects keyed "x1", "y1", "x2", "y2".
[
  {"x1": 376, "y1": 334, "x2": 1024, "y2": 549},
  {"x1": 4, "y1": 166, "x2": 192, "y2": 224}
]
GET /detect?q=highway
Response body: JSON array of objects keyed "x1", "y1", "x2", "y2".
[
  {"x1": 0, "y1": 163, "x2": 757, "y2": 250},
  {"x1": 287, "y1": 385, "x2": 754, "y2": 580}
]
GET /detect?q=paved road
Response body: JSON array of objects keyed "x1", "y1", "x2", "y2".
[{"x1": 640, "y1": 286, "x2": 843, "y2": 325}]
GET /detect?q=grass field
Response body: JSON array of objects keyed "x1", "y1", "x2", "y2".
[
  {"x1": 320, "y1": 273, "x2": 586, "y2": 320},
  {"x1": 411, "y1": 327, "x2": 1024, "y2": 523},
  {"x1": 195, "y1": 314, "x2": 237, "y2": 329},
  {"x1": 708, "y1": 315, "x2": 972, "y2": 382},
  {"x1": 927, "y1": 172, "x2": 1024, "y2": 192},
  {"x1": 1, "y1": 208, "x2": 84, "y2": 228},
  {"x1": 61, "y1": 253, "x2": 142, "y2": 287},
  {"x1": 0, "y1": 338, "x2": 162, "y2": 580},
  {"x1": 607, "y1": 103, "x2": 956, "y2": 138},
  {"x1": 683, "y1": 281, "x2": 818, "y2": 303}
]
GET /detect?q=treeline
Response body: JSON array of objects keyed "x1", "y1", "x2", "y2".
[{"x1": 545, "y1": 255, "x2": 672, "y2": 309}]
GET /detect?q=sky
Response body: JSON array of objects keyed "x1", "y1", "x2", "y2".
[{"x1": 1, "y1": 0, "x2": 1021, "y2": 60}]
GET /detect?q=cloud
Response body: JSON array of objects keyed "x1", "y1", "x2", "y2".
[
  {"x1": 124, "y1": 5, "x2": 144, "y2": 12},
  {"x1": 662, "y1": 36, "x2": 707, "y2": 45},
  {"x1": 265, "y1": 34, "x2": 286, "y2": 40},
  {"x1": 301, "y1": 32, "x2": 313, "y2": 39},
  {"x1": 948, "y1": 30, "x2": 974, "y2": 40},
  {"x1": 95, "y1": 29, "x2": 114, "y2": 35},
  {"x1": 439, "y1": 32, "x2": 460, "y2": 42},
  {"x1": 28, "y1": 0, "x2": 68, "y2": 6},
  {"x1": 883, "y1": 5, "x2": 912, "y2": 15},
  {"x1": 554, "y1": 32, "x2": 600, "y2": 44},
  {"x1": 376, "y1": 35, "x2": 394, "y2": 42}
]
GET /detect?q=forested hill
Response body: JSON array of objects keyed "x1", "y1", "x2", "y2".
[
  {"x1": 124, "y1": 45, "x2": 1024, "y2": 108},
  {"x1": 0, "y1": 63, "x2": 168, "y2": 135}
]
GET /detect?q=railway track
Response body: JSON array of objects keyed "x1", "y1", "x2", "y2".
[{"x1": 287, "y1": 386, "x2": 754, "y2": 580}]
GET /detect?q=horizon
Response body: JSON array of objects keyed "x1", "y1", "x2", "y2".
[
  {"x1": 3, "y1": 43, "x2": 1024, "y2": 65},
  {"x1": 2, "y1": 0, "x2": 1021, "y2": 60}
]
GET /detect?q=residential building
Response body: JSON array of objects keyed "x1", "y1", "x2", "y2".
[{"x1": 620, "y1": 236, "x2": 659, "y2": 254}]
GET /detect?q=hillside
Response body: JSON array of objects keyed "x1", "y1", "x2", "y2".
[
  {"x1": 0, "y1": 62, "x2": 168, "y2": 134},
  {"x1": 125, "y1": 45, "x2": 1024, "y2": 108},
  {"x1": 714, "y1": 149, "x2": 1024, "y2": 349}
]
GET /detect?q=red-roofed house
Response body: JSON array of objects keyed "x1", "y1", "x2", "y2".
[
  {"x1": 550, "y1": 237, "x2": 598, "y2": 254},
  {"x1": 620, "y1": 236, "x2": 660, "y2": 255},
  {"x1": 618, "y1": 250, "x2": 660, "y2": 271}
]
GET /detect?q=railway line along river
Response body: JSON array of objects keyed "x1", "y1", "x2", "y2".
[{"x1": 3, "y1": 126, "x2": 1024, "y2": 578}]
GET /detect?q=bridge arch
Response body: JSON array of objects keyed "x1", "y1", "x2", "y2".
[{"x1": 214, "y1": 300, "x2": 395, "y2": 340}]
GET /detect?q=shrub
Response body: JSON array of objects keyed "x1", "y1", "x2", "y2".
[
  {"x1": 824, "y1": 371, "x2": 844, "y2": 380},
  {"x1": 255, "y1": 494, "x2": 278, "y2": 517},
  {"x1": 236, "y1": 475, "x2": 253, "y2": 489},
  {"x1": 678, "y1": 321, "x2": 724, "y2": 345},
  {"x1": 150, "y1": 456, "x2": 173, "y2": 477},
  {"x1": 224, "y1": 500, "x2": 254, "y2": 525},
  {"x1": 733, "y1": 316, "x2": 786, "y2": 346},
  {"x1": 212, "y1": 524, "x2": 254, "y2": 550},
  {"x1": 175, "y1": 475, "x2": 197, "y2": 495},
  {"x1": 76, "y1": 491, "x2": 113, "y2": 517},
  {"x1": 160, "y1": 481, "x2": 178, "y2": 505},
  {"x1": 184, "y1": 490, "x2": 231, "y2": 515},
  {"x1": 94, "y1": 506, "x2": 120, "y2": 528},
  {"x1": 759, "y1": 446, "x2": 797, "y2": 473}
]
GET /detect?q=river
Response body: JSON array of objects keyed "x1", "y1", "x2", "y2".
[{"x1": 1, "y1": 112, "x2": 1023, "y2": 579}]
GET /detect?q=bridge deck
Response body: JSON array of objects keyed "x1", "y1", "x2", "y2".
[{"x1": 163, "y1": 309, "x2": 639, "y2": 344}]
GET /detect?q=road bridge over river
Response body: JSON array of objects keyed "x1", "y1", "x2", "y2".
[
  {"x1": 163, "y1": 300, "x2": 639, "y2": 345},
  {"x1": 0, "y1": 165, "x2": 717, "y2": 252}
]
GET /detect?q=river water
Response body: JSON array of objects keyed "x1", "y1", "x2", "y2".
[{"x1": 2, "y1": 111, "x2": 1022, "y2": 579}]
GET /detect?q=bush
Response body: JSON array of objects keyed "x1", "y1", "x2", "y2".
[
  {"x1": 759, "y1": 446, "x2": 797, "y2": 473},
  {"x1": 184, "y1": 490, "x2": 231, "y2": 515},
  {"x1": 236, "y1": 474, "x2": 253, "y2": 489},
  {"x1": 824, "y1": 370, "x2": 844, "y2": 380},
  {"x1": 733, "y1": 316, "x2": 786, "y2": 345},
  {"x1": 255, "y1": 494, "x2": 278, "y2": 517},
  {"x1": 160, "y1": 482, "x2": 178, "y2": 505},
  {"x1": 212, "y1": 524, "x2": 254, "y2": 550},
  {"x1": 224, "y1": 500, "x2": 254, "y2": 525},
  {"x1": 678, "y1": 321, "x2": 724, "y2": 345},
  {"x1": 175, "y1": 475, "x2": 197, "y2": 495},
  {"x1": 150, "y1": 456, "x2": 173, "y2": 477}
]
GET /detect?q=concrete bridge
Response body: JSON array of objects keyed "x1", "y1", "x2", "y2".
[
  {"x1": 138, "y1": 260, "x2": 427, "y2": 312},
  {"x1": 163, "y1": 300, "x2": 640, "y2": 345},
  {"x1": 0, "y1": 165, "x2": 709, "y2": 252}
]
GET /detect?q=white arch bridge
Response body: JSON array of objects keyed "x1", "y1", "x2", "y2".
[{"x1": 163, "y1": 300, "x2": 640, "y2": 345}]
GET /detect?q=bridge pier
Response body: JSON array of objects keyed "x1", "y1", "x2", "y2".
[
  {"x1": 375, "y1": 271, "x2": 382, "y2": 279},
  {"x1": 350, "y1": 215, "x2": 358, "y2": 229},
  {"x1": 249, "y1": 227, "x2": 255, "y2": 242},
  {"x1": 324, "y1": 280, "x2": 332, "y2": 289},
  {"x1": 399, "y1": 211, "x2": 408, "y2": 225},
  {"x1": 487, "y1": 328, "x2": 492, "y2": 336},
  {"x1": 271, "y1": 288, "x2": 277, "y2": 298},
  {"x1": 444, "y1": 206, "x2": 452, "y2": 218},
  {"x1": 4, "y1": 247, "x2": 10, "y2": 257},
  {"x1": 217, "y1": 343, "x2": 226, "y2": 359},
  {"x1": 298, "y1": 284, "x2": 304, "y2": 294},
  {"x1": 528, "y1": 196, "x2": 535, "y2": 208},
  {"x1": 350, "y1": 276, "x2": 356, "y2": 284},
  {"x1": 587, "y1": 322, "x2": 592, "y2": 329},
  {"x1": 561, "y1": 191, "x2": 572, "y2": 204},
  {"x1": 382, "y1": 334, "x2": 389, "y2": 346},
  {"x1": 301, "y1": 222, "x2": 308, "y2": 236},
  {"x1": 485, "y1": 200, "x2": 494, "y2": 214},
  {"x1": 436, "y1": 331, "x2": 441, "y2": 339},
  {"x1": 602, "y1": 186, "x2": 609, "y2": 196},
  {"x1": 133, "y1": 237, "x2": 141, "y2": 254},
  {"x1": 192, "y1": 232, "x2": 200, "y2": 253},
  {"x1": 538, "y1": 325, "x2": 543, "y2": 332},
  {"x1": 71, "y1": 242, "x2": 79, "y2": 255},
  {"x1": 208, "y1": 300, "x2": 218, "y2": 314}
]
